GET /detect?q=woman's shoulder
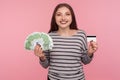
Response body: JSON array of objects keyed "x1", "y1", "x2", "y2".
[
  {"x1": 77, "y1": 29, "x2": 86, "y2": 34},
  {"x1": 76, "y1": 29, "x2": 87, "y2": 39},
  {"x1": 48, "y1": 31, "x2": 57, "y2": 36}
]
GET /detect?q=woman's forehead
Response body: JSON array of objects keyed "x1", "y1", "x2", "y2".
[{"x1": 56, "y1": 7, "x2": 70, "y2": 13}]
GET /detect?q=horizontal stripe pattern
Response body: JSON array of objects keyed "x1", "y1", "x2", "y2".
[{"x1": 46, "y1": 30, "x2": 87, "y2": 80}]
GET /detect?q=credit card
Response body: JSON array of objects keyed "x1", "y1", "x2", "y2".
[{"x1": 87, "y1": 36, "x2": 96, "y2": 42}]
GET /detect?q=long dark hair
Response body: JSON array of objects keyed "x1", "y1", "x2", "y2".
[{"x1": 48, "y1": 3, "x2": 78, "y2": 33}]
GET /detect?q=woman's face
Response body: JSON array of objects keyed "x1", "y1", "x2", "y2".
[{"x1": 55, "y1": 7, "x2": 72, "y2": 29}]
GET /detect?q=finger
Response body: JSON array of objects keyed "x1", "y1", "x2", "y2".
[
  {"x1": 93, "y1": 48, "x2": 98, "y2": 51},
  {"x1": 34, "y1": 45, "x2": 39, "y2": 52},
  {"x1": 38, "y1": 47, "x2": 43, "y2": 54},
  {"x1": 90, "y1": 41, "x2": 98, "y2": 47},
  {"x1": 34, "y1": 46, "x2": 41, "y2": 56},
  {"x1": 89, "y1": 44, "x2": 97, "y2": 50},
  {"x1": 93, "y1": 43, "x2": 98, "y2": 49},
  {"x1": 36, "y1": 43, "x2": 42, "y2": 50},
  {"x1": 36, "y1": 43, "x2": 41, "y2": 47},
  {"x1": 90, "y1": 40, "x2": 93, "y2": 42},
  {"x1": 89, "y1": 43, "x2": 94, "y2": 49}
]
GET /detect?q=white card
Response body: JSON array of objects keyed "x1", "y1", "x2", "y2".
[{"x1": 87, "y1": 36, "x2": 96, "y2": 42}]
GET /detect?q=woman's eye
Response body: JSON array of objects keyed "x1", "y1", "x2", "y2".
[
  {"x1": 66, "y1": 13, "x2": 71, "y2": 16},
  {"x1": 56, "y1": 13, "x2": 61, "y2": 16}
]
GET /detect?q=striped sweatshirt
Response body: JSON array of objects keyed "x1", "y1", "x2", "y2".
[{"x1": 40, "y1": 30, "x2": 93, "y2": 80}]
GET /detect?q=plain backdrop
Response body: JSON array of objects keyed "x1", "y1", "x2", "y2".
[{"x1": 0, "y1": 0, "x2": 120, "y2": 80}]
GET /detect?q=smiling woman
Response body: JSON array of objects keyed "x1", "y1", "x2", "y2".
[
  {"x1": 1, "y1": 0, "x2": 120, "y2": 80},
  {"x1": 33, "y1": 3, "x2": 98, "y2": 80},
  {"x1": 55, "y1": 6, "x2": 72, "y2": 30}
]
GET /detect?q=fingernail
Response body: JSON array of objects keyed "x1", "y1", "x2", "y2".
[{"x1": 90, "y1": 40, "x2": 93, "y2": 42}]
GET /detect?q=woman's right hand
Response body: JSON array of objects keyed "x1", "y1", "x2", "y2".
[{"x1": 34, "y1": 44, "x2": 46, "y2": 61}]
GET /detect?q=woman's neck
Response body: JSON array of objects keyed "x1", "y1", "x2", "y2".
[{"x1": 57, "y1": 28, "x2": 77, "y2": 37}]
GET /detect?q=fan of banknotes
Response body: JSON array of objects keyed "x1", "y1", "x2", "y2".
[{"x1": 24, "y1": 32, "x2": 53, "y2": 51}]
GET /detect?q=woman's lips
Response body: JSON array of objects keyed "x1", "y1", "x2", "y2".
[{"x1": 60, "y1": 21, "x2": 68, "y2": 24}]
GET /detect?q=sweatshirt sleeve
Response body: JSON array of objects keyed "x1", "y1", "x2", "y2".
[
  {"x1": 81, "y1": 50, "x2": 93, "y2": 65},
  {"x1": 39, "y1": 50, "x2": 50, "y2": 68},
  {"x1": 80, "y1": 30, "x2": 94, "y2": 65}
]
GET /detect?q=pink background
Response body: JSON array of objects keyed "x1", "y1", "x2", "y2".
[{"x1": 0, "y1": 0, "x2": 120, "y2": 80}]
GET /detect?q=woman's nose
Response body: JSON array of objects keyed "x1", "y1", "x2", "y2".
[{"x1": 61, "y1": 15, "x2": 66, "y2": 20}]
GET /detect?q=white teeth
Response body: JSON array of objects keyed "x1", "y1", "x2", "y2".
[{"x1": 60, "y1": 21, "x2": 68, "y2": 24}]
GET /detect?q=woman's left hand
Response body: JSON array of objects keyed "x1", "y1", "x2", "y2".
[{"x1": 88, "y1": 40, "x2": 98, "y2": 56}]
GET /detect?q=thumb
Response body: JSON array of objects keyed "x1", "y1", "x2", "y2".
[
  {"x1": 90, "y1": 40, "x2": 94, "y2": 47},
  {"x1": 38, "y1": 47, "x2": 43, "y2": 54}
]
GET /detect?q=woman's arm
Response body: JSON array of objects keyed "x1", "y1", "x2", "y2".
[
  {"x1": 39, "y1": 50, "x2": 50, "y2": 68},
  {"x1": 79, "y1": 30, "x2": 96, "y2": 65},
  {"x1": 81, "y1": 40, "x2": 98, "y2": 65},
  {"x1": 81, "y1": 50, "x2": 93, "y2": 65},
  {"x1": 34, "y1": 44, "x2": 50, "y2": 68}
]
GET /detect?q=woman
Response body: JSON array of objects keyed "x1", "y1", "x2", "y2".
[{"x1": 34, "y1": 3, "x2": 98, "y2": 80}]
